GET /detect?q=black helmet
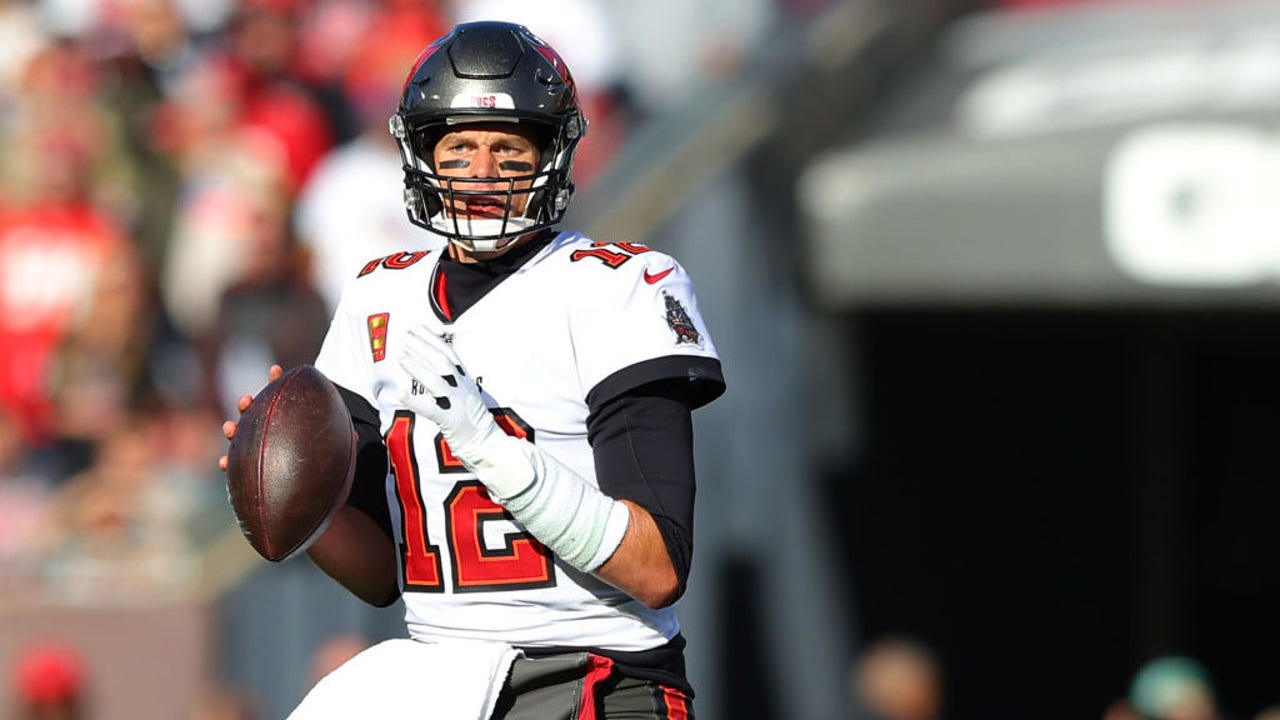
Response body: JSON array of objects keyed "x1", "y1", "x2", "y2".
[{"x1": 390, "y1": 21, "x2": 587, "y2": 252}]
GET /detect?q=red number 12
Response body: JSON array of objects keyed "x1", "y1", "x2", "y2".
[{"x1": 384, "y1": 410, "x2": 556, "y2": 593}]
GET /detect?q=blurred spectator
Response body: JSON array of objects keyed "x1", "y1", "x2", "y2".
[
  {"x1": 42, "y1": 417, "x2": 200, "y2": 600},
  {"x1": 452, "y1": 0, "x2": 633, "y2": 183},
  {"x1": 28, "y1": 402, "x2": 222, "y2": 600},
  {"x1": 10, "y1": 36, "x2": 143, "y2": 219},
  {"x1": 156, "y1": 53, "x2": 291, "y2": 340},
  {"x1": 9, "y1": 640, "x2": 88, "y2": 720},
  {"x1": 1255, "y1": 708, "x2": 1280, "y2": 720},
  {"x1": 294, "y1": 2, "x2": 446, "y2": 311},
  {"x1": 851, "y1": 636, "x2": 945, "y2": 720},
  {"x1": 97, "y1": 0, "x2": 205, "y2": 276},
  {"x1": 1128, "y1": 656, "x2": 1221, "y2": 720},
  {"x1": 293, "y1": 0, "x2": 449, "y2": 133},
  {"x1": 291, "y1": 0, "x2": 377, "y2": 90},
  {"x1": 53, "y1": 211, "x2": 148, "y2": 446},
  {"x1": 0, "y1": 42, "x2": 146, "y2": 462},
  {"x1": 200, "y1": 174, "x2": 330, "y2": 417},
  {"x1": 223, "y1": 0, "x2": 336, "y2": 190}
]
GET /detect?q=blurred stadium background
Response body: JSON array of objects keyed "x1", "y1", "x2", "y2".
[{"x1": 1, "y1": 0, "x2": 1278, "y2": 718}]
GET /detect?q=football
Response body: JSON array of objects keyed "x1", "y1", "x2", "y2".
[{"x1": 226, "y1": 365, "x2": 357, "y2": 562}]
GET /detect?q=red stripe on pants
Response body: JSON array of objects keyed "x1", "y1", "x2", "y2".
[
  {"x1": 662, "y1": 687, "x2": 690, "y2": 720},
  {"x1": 576, "y1": 654, "x2": 615, "y2": 720}
]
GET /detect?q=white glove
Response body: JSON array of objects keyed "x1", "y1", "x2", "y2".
[{"x1": 397, "y1": 327, "x2": 533, "y2": 498}]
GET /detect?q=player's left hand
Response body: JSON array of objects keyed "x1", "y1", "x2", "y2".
[
  {"x1": 397, "y1": 328, "x2": 506, "y2": 467},
  {"x1": 218, "y1": 364, "x2": 285, "y2": 472}
]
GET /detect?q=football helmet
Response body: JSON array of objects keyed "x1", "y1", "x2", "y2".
[{"x1": 390, "y1": 21, "x2": 586, "y2": 252}]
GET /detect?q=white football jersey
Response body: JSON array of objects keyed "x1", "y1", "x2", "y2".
[{"x1": 314, "y1": 231, "x2": 720, "y2": 652}]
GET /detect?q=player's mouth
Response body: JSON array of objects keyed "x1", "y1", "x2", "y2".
[{"x1": 460, "y1": 197, "x2": 509, "y2": 218}]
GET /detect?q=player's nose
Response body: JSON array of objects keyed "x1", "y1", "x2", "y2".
[{"x1": 469, "y1": 150, "x2": 498, "y2": 178}]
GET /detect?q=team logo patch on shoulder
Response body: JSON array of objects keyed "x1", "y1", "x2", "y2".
[
  {"x1": 367, "y1": 313, "x2": 390, "y2": 362},
  {"x1": 663, "y1": 292, "x2": 701, "y2": 346}
]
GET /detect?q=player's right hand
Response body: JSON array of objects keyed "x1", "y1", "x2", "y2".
[
  {"x1": 397, "y1": 328, "x2": 533, "y2": 500},
  {"x1": 397, "y1": 329, "x2": 504, "y2": 462},
  {"x1": 219, "y1": 364, "x2": 285, "y2": 472}
]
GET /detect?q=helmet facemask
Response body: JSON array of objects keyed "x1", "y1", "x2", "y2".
[{"x1": 390, "y1": 112, "x2": 584, "y2": 253}]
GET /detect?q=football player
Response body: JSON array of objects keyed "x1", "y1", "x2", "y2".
[{"x1": 222, "y1": 21, "x2": 724, "y2": 719}]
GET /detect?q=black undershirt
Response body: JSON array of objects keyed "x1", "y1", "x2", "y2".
[{"x1": 428, "y1": 231, "x2": 554, "y2": 322}]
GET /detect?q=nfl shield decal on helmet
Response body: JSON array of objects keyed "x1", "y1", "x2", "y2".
[{"x1": 663, "y1": 292, "x2": 701, "y2": 346}]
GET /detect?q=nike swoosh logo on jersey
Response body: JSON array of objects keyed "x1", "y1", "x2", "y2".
[{"x1": 643, "y1": 266, "x2": 675, "y2": 284}]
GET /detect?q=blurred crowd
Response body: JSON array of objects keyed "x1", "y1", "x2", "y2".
[
  {"x1": 849, "y1": 636, "x2": 1280, "y2": 720},
  {"x1": 15, "y1": 0, "x2": 1262, "y2": 718},
  {"x1": 0, "y1": 0, "x2": 799, "y2": 608},
  {"x1": 4, "y1": 630, "x2": 373, "y2": 719},
  {"x1": 0, "y1": 0, "x2": 456, "y2": 608},
  {"x1": 7, "y1": 628, "x2": 1279, "y2": 720}
]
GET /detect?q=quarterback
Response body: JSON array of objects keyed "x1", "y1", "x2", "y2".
[{"x1": 223, "y1": 21, "x2": 724, "y2": 719}]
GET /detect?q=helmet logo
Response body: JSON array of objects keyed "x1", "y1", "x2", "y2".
[{"x1": 450, "y1": 92, "x2": 515, "y2": 110}]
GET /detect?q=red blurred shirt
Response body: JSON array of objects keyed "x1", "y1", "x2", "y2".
[{"x1": 0, "y1": 202, "x2": 126, "y2": 443}]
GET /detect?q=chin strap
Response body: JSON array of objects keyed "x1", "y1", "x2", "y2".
[{"x1": 429, "y1": 214, "x2": 537, "y2": 252}]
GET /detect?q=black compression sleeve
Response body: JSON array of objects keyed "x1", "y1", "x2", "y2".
[
  {"x1": 334, "y1": 384, "x2": 392, "y2": 542},
  {"x1": 587, "y1": 380, "x2": 697, "y2": 598}
]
